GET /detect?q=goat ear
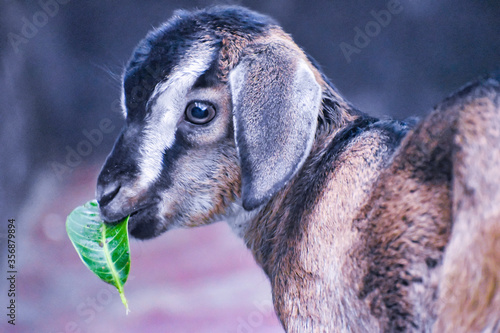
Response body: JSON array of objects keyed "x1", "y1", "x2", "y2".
[{"x1": 229, "y1": 42, "x2": 322, "y2": 210}]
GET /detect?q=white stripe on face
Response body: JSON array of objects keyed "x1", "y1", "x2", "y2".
[{"x1": 136, "y1": 43, "x2": 216, "y2": 187}]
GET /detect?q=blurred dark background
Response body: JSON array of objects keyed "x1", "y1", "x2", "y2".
[{"x1": 1, "y1": 0, "x2": 499, "y2": 332}]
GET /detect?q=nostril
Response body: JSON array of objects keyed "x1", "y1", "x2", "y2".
[{"x1": 97, "y1": 185, "x2": 121, "y2": 208}]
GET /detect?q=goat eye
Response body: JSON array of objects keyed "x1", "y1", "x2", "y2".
[{"x1": 185, "y1": 101, "x2": 216, "y2": 124}]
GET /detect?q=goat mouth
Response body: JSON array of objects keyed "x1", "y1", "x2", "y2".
[
  {"x1": 127, "y1": 206, "x2": 164, "y2": 240},
  {"x1": 125, "y1": 209, "x2": 142, "y2": 228},
  {"x1": 100, "y1": 199, "x2": 163, "y2": 239},
  {"x1": 101, "y1": 201, "x2": 156, "y2": 224},
  {"x1": 124, "y1": 204, "x2": 153, "y2": 222}
]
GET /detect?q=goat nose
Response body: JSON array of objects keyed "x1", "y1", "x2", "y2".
[{"x1": 96, "y1": 183, "x2": 121, "y2": 208}]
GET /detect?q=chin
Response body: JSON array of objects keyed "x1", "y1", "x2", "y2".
[{"x1": 128, "y1": 206, "x2": 167, "y2": 240}]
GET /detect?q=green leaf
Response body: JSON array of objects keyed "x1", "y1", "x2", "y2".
[{"x1": 66, "y1": 200, "x2": 131, "y2": 314}]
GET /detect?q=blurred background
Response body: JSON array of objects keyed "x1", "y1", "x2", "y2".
[{"x1": 1, "y1": 0, "x2": 499, "y2": 332}]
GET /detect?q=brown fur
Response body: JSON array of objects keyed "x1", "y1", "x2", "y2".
[
  {"x1": 435, "y1": 79, "x2": 500, "y2": 332},
  {"x1": 243, "y1": 75, "x2": 500, "y2": 332},
  {"x1": 351, "y1": 97, "x2": 456, "y2": 331}
]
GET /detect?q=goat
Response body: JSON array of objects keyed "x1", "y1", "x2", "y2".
[{"x1": 95, "y1": 6, "x2": 500, "y2": 332}]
